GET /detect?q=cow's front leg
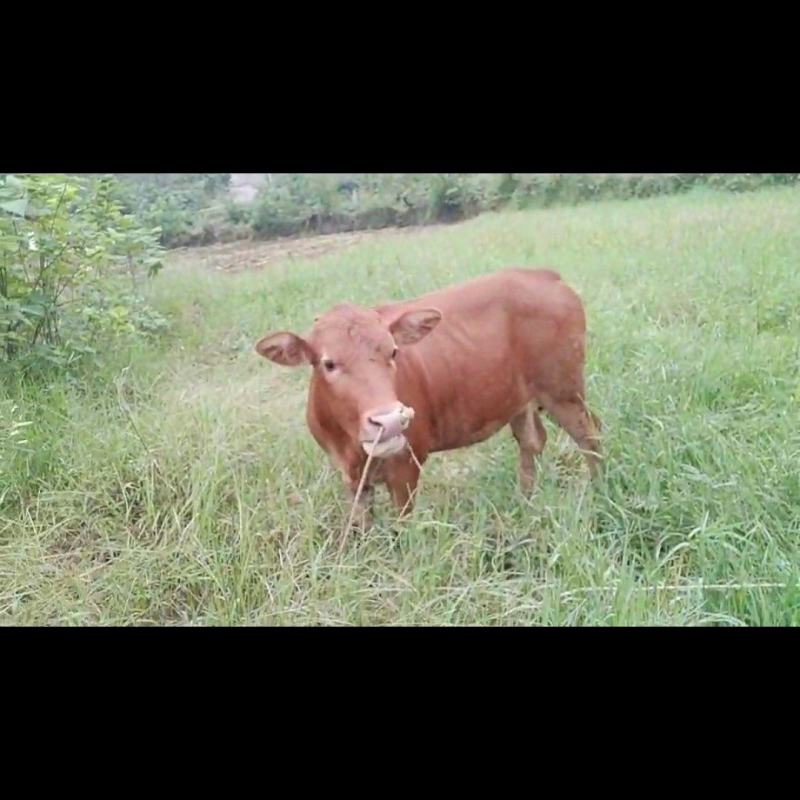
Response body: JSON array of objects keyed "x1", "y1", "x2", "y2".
[
  {"x1": 344, "y1": 479, "x2": 374, "y2": 530},
  {"x1": 385, "y1": 451, "x2": 424, "y2": 517},
  {"x1": 339, "y1": 454, "x2": 378, "y2": 532}
]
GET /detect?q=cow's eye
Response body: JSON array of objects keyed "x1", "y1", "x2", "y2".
[{"x1": 322, "y1": 359, "x2": 336, "y2": 372}]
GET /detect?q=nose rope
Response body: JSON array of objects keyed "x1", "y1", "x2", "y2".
[
  {"x1": 340, "y1": 428, "x2": 428, "y2": 552},
  {"x1": 405, "y1": 441, "x2": 423, "y2": 471},
  {"x1": 396, "y1": 440, "x2": 425, "y2": 518},
  {"x1": 340, "y1": 425, "x2": 384, "y2": 553}
]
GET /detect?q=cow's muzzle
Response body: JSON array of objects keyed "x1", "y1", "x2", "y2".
[{"x1": 360, "y1": 404, "x2": 415, "y2": 458}]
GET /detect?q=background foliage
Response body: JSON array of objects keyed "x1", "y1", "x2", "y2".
[
  {"x1": 106, "y1": 173, "x2": 800, "y2": 249},
  {"x1": 0, "y1": 174, "x2": 168, "y2": 375}
]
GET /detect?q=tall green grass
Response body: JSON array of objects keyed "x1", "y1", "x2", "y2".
[{"x1": 2, "y1": 185, "x2": 800, "y2": 625}]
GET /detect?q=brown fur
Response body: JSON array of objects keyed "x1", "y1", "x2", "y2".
[{"x1": 255, "y1": 268, "x2": 602, "y2": 523}]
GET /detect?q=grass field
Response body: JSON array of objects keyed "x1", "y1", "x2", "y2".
[{"x1": 2, "y1": 185, "x2": 800, "y2": 625}]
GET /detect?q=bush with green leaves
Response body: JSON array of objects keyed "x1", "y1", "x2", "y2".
[
  {"x1": 248, "y1": 173, "x2": 506, "y2": 237},
  {"x1": 113, "y1": 173, "x2": 800, "y2": 250},
  {"x1": 0, "y1": 173, "x2": 168, "y2": 373},
  {"x1": 111, "y1": 174, "x2": 231, "y2": 247},
  {"x1": 508, "y1": 174, "x2": 695, "y2": 208}
]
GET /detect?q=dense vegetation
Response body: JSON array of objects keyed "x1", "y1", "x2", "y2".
[
  {"x1": 1, "y1": 174, "x2": 167, "y2": 375},
  {"x1": 111, "y1": 173, "x2": 800, "y2": 249},
  {"x1": 2, "y1": 180, "x2": 799, "y2": 625}
]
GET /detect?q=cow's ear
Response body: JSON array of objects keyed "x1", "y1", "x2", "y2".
[
  {"x1": 255, "y1": 332, "x2": 314, "y2": 366},
  {"x1": 389, "y1": 308, "x2": 442, "y2": 345}
]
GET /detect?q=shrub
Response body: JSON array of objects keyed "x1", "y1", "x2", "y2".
[
  {"x1": 0, "y1": 174, "x2": 168, "y2": 374},
  {"x1": 112, "y1": 174, "x2": 232, "y2": 248},
  {"x1": 115, "y1": 173, "x2": 800, "y2": 249}
]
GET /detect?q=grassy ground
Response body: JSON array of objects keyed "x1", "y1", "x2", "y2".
[{"x1": 2, "y1": 185, "x2": 800, "y2": 625}]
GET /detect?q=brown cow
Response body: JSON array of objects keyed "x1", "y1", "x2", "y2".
[{"x1": 255, "y1": 268, "x2": 602, "y2": 526}]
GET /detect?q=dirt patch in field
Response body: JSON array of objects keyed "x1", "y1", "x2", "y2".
[{"x1": 166, "y1": 225, "x2": 442, "y2": 275}]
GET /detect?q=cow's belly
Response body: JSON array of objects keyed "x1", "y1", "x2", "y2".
[
  {"x1": 427, "y1": 372, "x2": 534, "y2": 453},
  {"x1": 433, "y1": 418, "x2": 508, "y2": 452}
]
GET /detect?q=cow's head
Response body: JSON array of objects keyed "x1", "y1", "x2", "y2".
[{"x1": 255, "y1": 303, "x2": 441, "y2": 458}]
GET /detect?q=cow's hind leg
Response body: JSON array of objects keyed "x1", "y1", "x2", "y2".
[
  {"x1": 509, "y1": 404, "x2": 548, "y2": 492},
  {"x1": 544, "y1": 396, "x2": 602, "y2": 477}
]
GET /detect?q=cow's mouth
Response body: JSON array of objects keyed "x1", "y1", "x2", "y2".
[{"x1": 361, "y1": 434, "x2": 408, "y2": 458}]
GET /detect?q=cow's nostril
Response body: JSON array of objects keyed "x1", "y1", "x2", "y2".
[{"x1": 363, "y1": 406, "x2": 412, "y2": 442}]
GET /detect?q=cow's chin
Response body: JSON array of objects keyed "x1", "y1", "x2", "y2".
[{"x1": 361, "y1": 434, "x2": 407, "y2": 459}]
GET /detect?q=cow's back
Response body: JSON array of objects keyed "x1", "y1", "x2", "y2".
[{"x1": 381, "y1": 269, "x2": 587, "y2": 453}]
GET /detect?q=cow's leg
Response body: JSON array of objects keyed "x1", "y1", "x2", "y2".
[
  {"x1": 385, "y1": 455, "x2": 422, "y2": 516},
  {"x1": 344, "y1": 481, "x2": 374, "y2": 530},
  {"x1": 509, "y1": 404, "x2": 548, "y2": 492},
  {"x1": 544, "y1": 397, "x2": 603, "y2": 476},
  {"x1": 340, "y1": 457, "x2": 376, "y2": 530}
]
